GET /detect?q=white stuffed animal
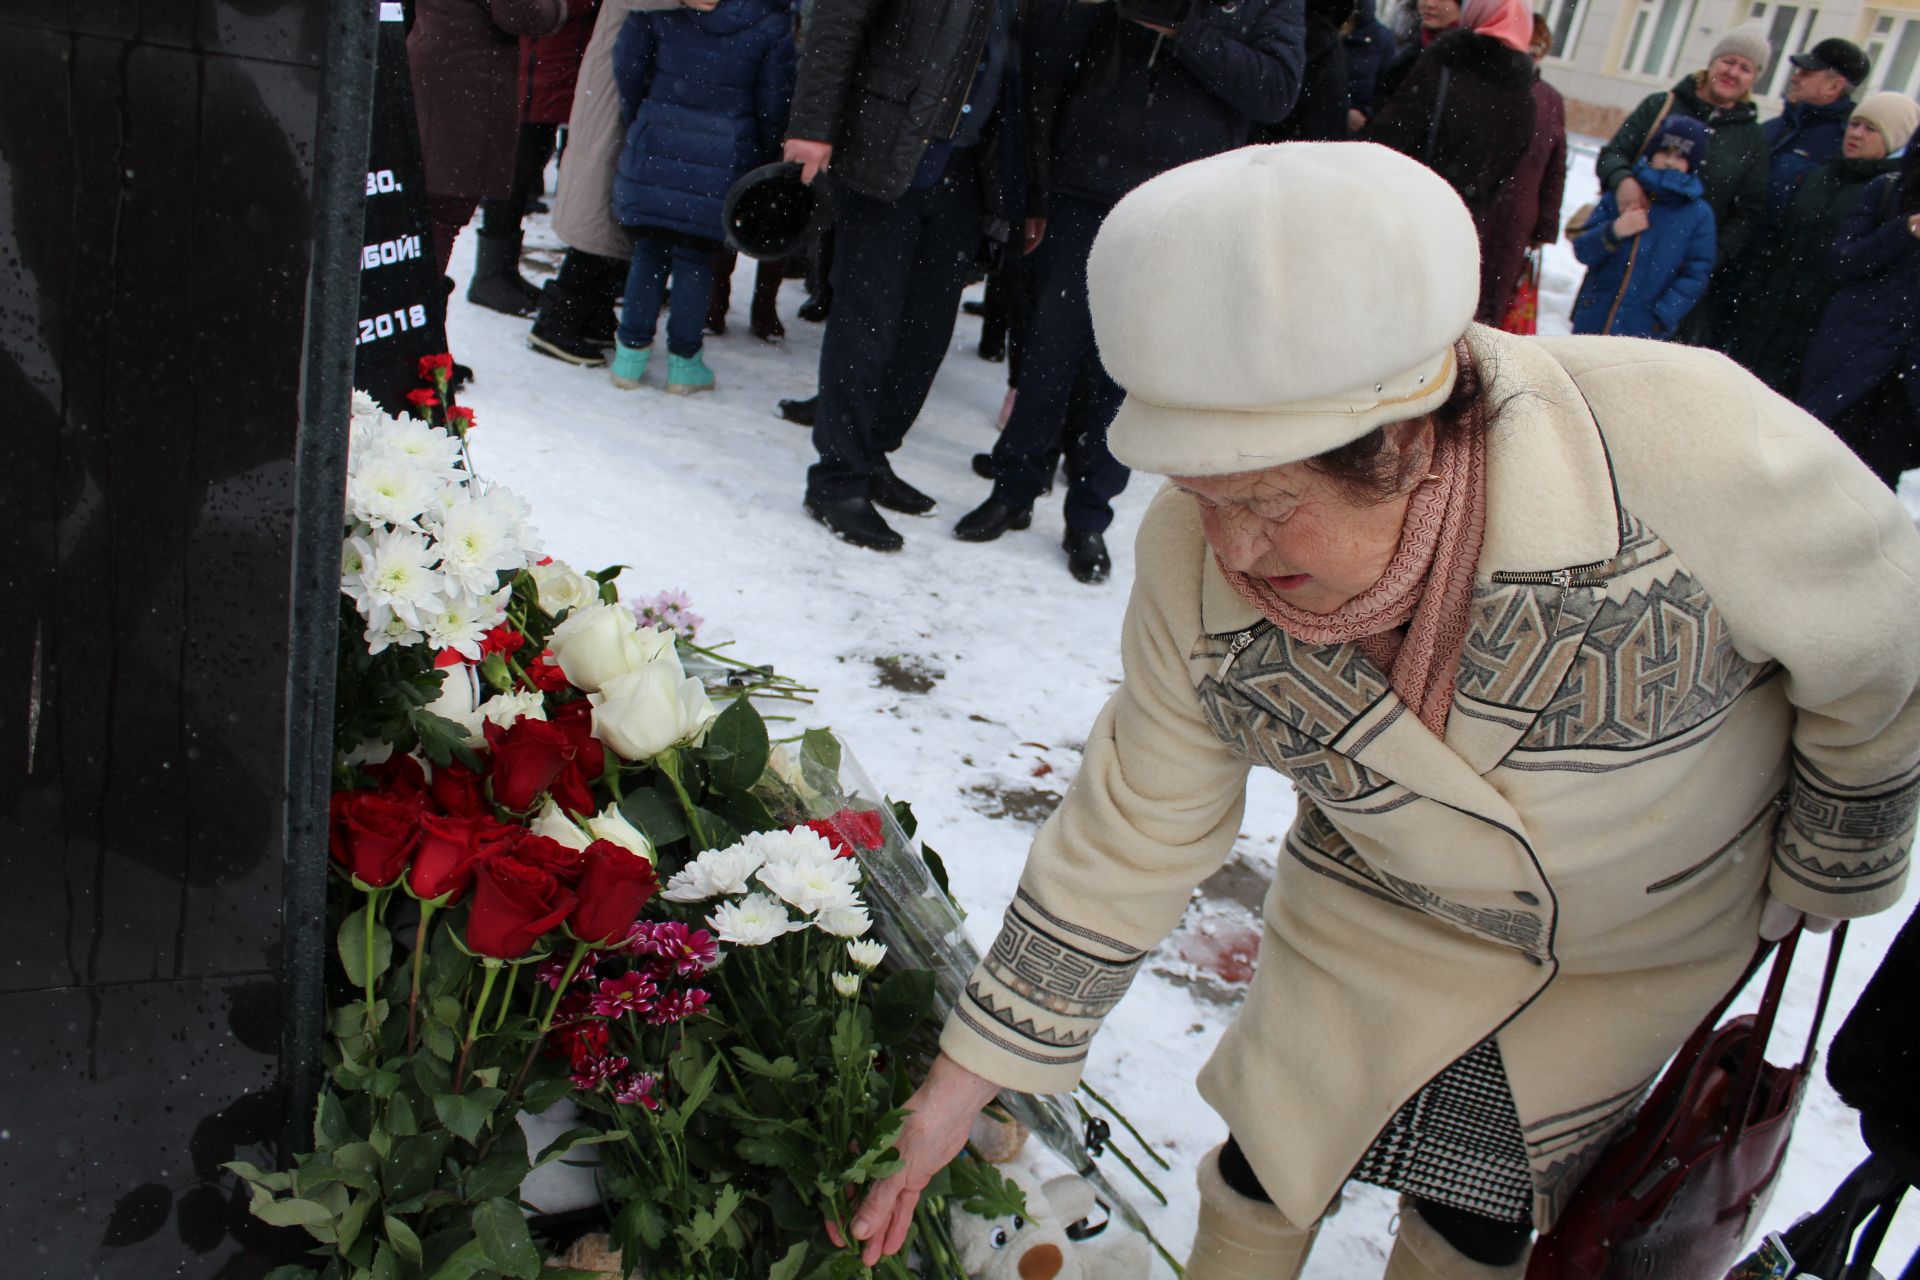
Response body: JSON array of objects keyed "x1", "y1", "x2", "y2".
[{"x1": 949, "y1": 1168, "x2": 1153, "y2": 1280}]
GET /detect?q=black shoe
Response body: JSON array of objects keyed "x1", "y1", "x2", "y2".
[
  {"x1": 467, "y1": 231, "x2": 540, "y2": 317},
  {"x1": 971, "y1": 452, "x2": 996, "y2": 480},
  {"x1": 451, "y1": 361, "x2": 473, "y2": 391},
  {"x1": 528, "y1": 282, "x2": 611, "y2": 366},
  {"x1": 1064, "y1": 529, "x2": 1110, "y2": 583},
  {"x1": 528, "y1": 198, "x2": 550, "y2": 215},
  {"x1": 778, "y1": 395, "x2": 817, "y2": 426},
  {"x1": 798, "y1": 293, "x2": 831, "y2": 323},
  {"x1": 978, "y1": 330, "x2": 1006, "y2": 362},
  {"x1": 962, "y1": 299, "x2": 988, "y2": 317},
  {"x1": 805, "y1": 495, "x2": 903, "y2": 552},
  {"x1": 953, "y1": 496, "x2": 1032, "y2": 543},
  {"x1": 870, "y1": 468, "x2": 936, "y2": 516}
]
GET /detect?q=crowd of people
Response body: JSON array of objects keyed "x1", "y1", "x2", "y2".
[{"x1": 403, "y1": 0, "x2": 1920, "y2": 592}]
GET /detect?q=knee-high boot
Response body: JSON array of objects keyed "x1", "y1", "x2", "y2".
[
  {"x1": 1184, "y1": 1145, "x2": 1319, "y2": 1280},
  {"x1": 1383, "y1": 1203, "x2": 1532, "y2": 1280}
]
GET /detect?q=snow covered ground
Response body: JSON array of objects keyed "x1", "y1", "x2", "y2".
[{"x1": 448, "y1": 140, "x2": 1918, "y2": 1275}]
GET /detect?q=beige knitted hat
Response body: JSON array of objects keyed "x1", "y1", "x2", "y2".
[
  {"x1": 1709, "y1": 22, "x2": 1773, "y2": 75},
  {"x1": 1852, "y1": 91, "x2": 1920, "y2": 153},
  {"x1": 1089, "y1": 143, "x2": 1479, "y2": 478}
]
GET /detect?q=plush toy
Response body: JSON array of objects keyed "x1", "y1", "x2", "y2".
[{"x1": 949, "y1": 1168, "x2": 1153, "y2": 1280}]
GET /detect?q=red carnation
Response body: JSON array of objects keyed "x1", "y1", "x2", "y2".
[
  {"x1": 447, "y1": 405, "x2": 476, "y2": 433},
  {"x1": 465, "y1": 857, "x2": 575, "y2": 960},
  {"x1": 525, "y1": 650, "x2": 570, "y2": 694},
  {"x1": 480, "y1": 626, "x2": 527, "y2": 658},
  {"x1": 405, "y1": 388, "x2": 440, "y2": 410},
  {"x1": 569, "y1": 841, "x2": 660, "y2": 944},
  {"x1": 418, "y1": 353, "x2": 454, "y2": 379},
  {"x1": 483, "y1": 715, "x2": 576, "y2": 812}
]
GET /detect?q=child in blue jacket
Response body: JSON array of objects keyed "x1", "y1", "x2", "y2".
[
  {"x1": 609, "y1": 0, "x2": 795, "y2": 394},
  {"x1": 1571, "y1": 116, "x2": 1717, "y2": 338}
]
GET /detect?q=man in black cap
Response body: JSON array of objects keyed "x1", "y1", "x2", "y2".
[{"x1": 1766, "y1": 36, "x2": 1870, "y2": 213}]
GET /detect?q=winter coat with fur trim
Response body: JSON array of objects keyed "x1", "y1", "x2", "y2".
[
  {"x1": 1571, "y1": 162, "x2": 1715, "y2": 338},
  {"x1": 408, "y1": 0, "x2": 571, "y2": 198},
  {"x1": 1032, "y1": 0, "x2": 1305, "y2": 210},
  {"x1": 1359, "y1": 30, "x2": 1535, "y2": 220},
  {"x1": 937, "y1": 327, "x2": 1920, "y2": 1234},
  {"x1": 1477, "y1": 72, "x2": 1566, "y2": 323},
  {"x1": 1799, "y1": 172, "x2": 1920, "y2": 423},
  {"x1": 610, "y1": 0, "x2": 796, "y2": 241},
  {"x1": 1596, "y1": 75, "x2": 1769, "y2": 265}
]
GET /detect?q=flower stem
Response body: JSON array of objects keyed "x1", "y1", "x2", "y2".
[
  {"x1": 539, "y1": 940, "x2": 593, "y2": 1033},
  {"x1": 657, "y1": 749, "x2": 710, "y2": 849},
  {"x1": 493, "y1": 961, "x2": 519, "y2": 1032},
  {"x1": 362, "y1": 887, "x2": 385, "y2": 1037},
  {"x1": 455, "y1": 960, "x2": 503, "y2": 1094},
  {"x1": 406, "y1": 901, "x2": 437, "y2": 1056}
]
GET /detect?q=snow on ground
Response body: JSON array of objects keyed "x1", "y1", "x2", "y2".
[{"x1": 448, "y1": 143, "x2": 1918, "y2": 1274}]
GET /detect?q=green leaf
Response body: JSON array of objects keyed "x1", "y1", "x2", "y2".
[
  {"x1": 617, "y1": 1197, "x2": 669, "y2": 1251},
  {"x1": 690, "y1": 806, "x2": 739, "y2": 853},
  {"x1": 801, "y1": 727, "x2": 842, "y2": 782},
  {"x1": 731, "y1": 1047, "x2": 802, "y2": 1081},
  {"x1": 472, "y1": 1197, "x2": 541, "y2": 1280},
  {"x1": 432, "y1": 1087, "x2": 504, "y2": 1144},
  {"x1": 949, "y1": 1159, "x2": 1031, "y2": 1221},
  {"x1": 922, "y1": 843, "x2": 952, "y2": 898},
  {"x1": 736, "y1": 1131, "x2": 806, "y2": 1167},
  {"x1": 386, "y1": 1091, "x2": 419, "y2": 1137},
  {"x1": 249, "y1": 1195, "x2": 336, "y2": 1230},
  {"x1": 871, "y1": 968, "x2": 937, "y2": 1048},
  {"x1": 464, "y1": 1122, "x2": 529, "y2": 1202},
  {"x1": 421, "y1": 1018, "x2": 458, "y2": 1063},
  {"x1": 223, "y1": 1160, "x2": 293, "y2": 1193},
  {"x1": 265, "y1": 1267, "x2": 322, "y2": 1280},
  {"x1": 722, "y1": 785, "x2": 779, "y2": 834},
  {"x1": 519, "y1": 1074, "x2": 572, "y2": 1114},
  {"x1": 532, "y1": 1127, "x2": 628, "y2": 1170},
  {"x1": 767, "y1": 1240, "x2": 810, "y2": 1280},
  {"x1": 317, "y1": 1092, "x2": 355, "y2": 1147},
  {"x1": 618, "y1": 786, "x2": 687, "y2": 847},
  {"x1": 673, "y1": 1184, "x2": 743, "y2": 1250},
  {"x1": 411, "y1": 707, "x2": 481, "y2": 770},
  {"x1": 381, "y1": 1132, "x2": 452, "y2": 1210},
  {"x1": 336, "y1": 1191, "x2": 374, "y2": 1255},
  {"x1": 370, "y1": 1244, "x2": 401, "y2": 1280},
  {"x1": 386, "y1": 1215, "x2": 424, "y2": 1268},
  {"x1": 703, "y1": 696, "x2": 770, "y2": 793},
  {"x1": 424, "y1": 1238, "x2": 489, "y2": 1280}
]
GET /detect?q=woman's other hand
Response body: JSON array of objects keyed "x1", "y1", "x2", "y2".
[
  {"x1": 1615, "y1": 174, "x2": 1650, "y2": 214},
  {"x1": 1612, "y1": 206, "x2": 1650, "y2": 240},
  {"x1": 1759, "y1": 895, "x2": 1840, "y2": 941},
  {"x1": 825, "y1": 1053, "x2": 1003, "y2": 1265}
]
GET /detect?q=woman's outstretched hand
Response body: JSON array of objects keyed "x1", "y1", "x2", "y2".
[{"x1": 825, "y1": 1052, "x2": 1003, "y2": 1266}]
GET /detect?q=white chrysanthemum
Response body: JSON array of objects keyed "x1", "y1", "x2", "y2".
[
  {"x1": 471, "y1": 482, "x2": 541, "y2": 558},
  {"x1": 367, "y1": 414, "x2": 464, "y2": 482},
  {"x1": 748, "y1": 827, "x2": 842, "y2": 871},
  {"x1": 756, "y1": 856, "x2": 861, "y2": 916},
  {"x1": 707, "y1": 892, "x2": 803, "y2": 947},
  {"x1": 478, "y1": 688, "x2": 547, "y2": 731},
  {"x1": 422, "y1": 583, "x2": 510, "y2": 660},
  {"x1": 831, "y1": 971, "x2": 862, "y2": 998},
  {"x1": 846, "y1": 940, "x2": 887, "y2": 970},
  {"x1": 345, "y1": 452, "x2": 443, "y2": 531},
  {"x1": 431, "y1": 494, "x2": 528, "y2": 595},
  {"x1": 346, "y1": 527, "x2": 446, "y2": 629},
  {"x1": 364, "y1": 607, "x2": 424, "y2": 656},
  {"x1": 813, "y1": 903, "x2": 873, "y2": 939},
  {"x1": 661, "y1": 843, "x2": 767, "y2": 903}
]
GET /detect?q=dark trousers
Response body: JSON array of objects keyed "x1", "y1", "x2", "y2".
[
  {"x1": 426, "y1": 192, "x2": 478, "y2": 276},
  {"x1": 479, "y1": 122, "x2": 559, "y2": 235},
  {"x1": 1831, "y1": 375, "x2": 1920, "y2": 490},
  {"x1": 618, "y1": 231, "x2": 717, "y2": 358},
  {"x1": 807, "y1": 160, "x2": 982, "y2": 501},
  {"x1": 987, "y1": 193, "x2": 1130, "y2": 533}
]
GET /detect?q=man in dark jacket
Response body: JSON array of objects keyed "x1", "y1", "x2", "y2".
[
  {"x1": 785, "y1": 0, "x2": 1027, "y2": 552},
  {"x1": 1343, "y1": 0, "x2": 1397, "y2": 129},
  {"x1": 950, "y1": 0, "x2": 1305, "y2": 583},
  {"x1": 1763, "y1": 37, "x2": 1868, "y2": 215}
]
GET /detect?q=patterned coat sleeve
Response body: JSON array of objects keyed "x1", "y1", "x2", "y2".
[{"x1": 939, "y1": 491, "x2": 1253, "y2": 1095}]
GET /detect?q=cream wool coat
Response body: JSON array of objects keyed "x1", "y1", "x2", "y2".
[{"x1": 938, "y1": 328, "x2": 1920, "y2": 1232}]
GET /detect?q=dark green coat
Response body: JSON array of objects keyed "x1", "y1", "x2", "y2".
[
  {"x1": 1717, "y1": 154, "x2": 1901, "y2": 396},
  {"x1": 1595, "y1": 74, "x2": 1769, "y2": 267}
]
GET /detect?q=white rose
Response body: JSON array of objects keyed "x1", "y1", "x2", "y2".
[
  {"x1": 765, "y1": 743, "x2": 823, "y2": 804},
  {"x1": 478, "y1": 689, "x2": 547, "y2": 732},
  {"x1": 530, "y1": 559, "x2": 599, "y2": 615},
  {"x1": 584, "y1": 803, "x2": 656, "y2": 863},
  {"x1": 531, "y1": 796, "x2": 593, "y2": 850},
  {"x1": 424, "y1": 663, "x2": 486, "y2": 746},
  {"x1": 589, "y1": 654, "x2": 717, "y2": 761},
  {"x1": 547, "y1": 602, "x2": 673, "y2": 693}
]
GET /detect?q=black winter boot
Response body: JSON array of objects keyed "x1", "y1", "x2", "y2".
[
  {"x1": 467, "y1": 229, "x2": 539, "y2": 316},
  {"x1": 527, "y1": 280, "x2": 608, "y2": 367}
]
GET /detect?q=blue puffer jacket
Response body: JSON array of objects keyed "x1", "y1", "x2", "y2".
[
  {"x1": 612, "y1": 0, "x2": 796, "y2": 241},
  {"x1": 1344, "y1": 4, "x2": 1397, "y2": 119},
  {"x1": 1763, "y1": 95, "x2": 1854, "y2": 216},
  {"x1": 1571, "y1": 161, "x2": 1716, "y2": 338},
  {"x1": 1800, "y1": 174, "x2": 1920, "y2": 421}
]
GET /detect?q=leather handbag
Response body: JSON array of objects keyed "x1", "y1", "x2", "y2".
[{"x1": 1525, "y1": 925, "x2": 1847, "y2": 1280}]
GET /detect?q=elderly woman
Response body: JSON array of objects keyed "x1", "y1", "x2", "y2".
[{"x1": 834, "y1": 144, "x2": 1920, "y2": 1279}]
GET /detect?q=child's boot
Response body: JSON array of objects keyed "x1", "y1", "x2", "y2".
[
  {"x1": 666, "y1": 351, "x2": 716, "y2": 396},
  {"x1": 609, "y1": 340, "x2": 651, "y2": 389}
]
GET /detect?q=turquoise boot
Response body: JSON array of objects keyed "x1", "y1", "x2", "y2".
[
  {"x1": 609, "y1": 340, "x2": 651, "y2": 389},
  {"x1": 665, "y1": 351, "x2": 716, "y2": 396}
]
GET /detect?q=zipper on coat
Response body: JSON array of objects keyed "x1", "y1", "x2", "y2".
[
  {"x1": 1490, "y1": 561, "x2": 1609, "y2": 588},
  {"x1": 1217, "y1": 629, "x2": 1256, "y2": 679}
]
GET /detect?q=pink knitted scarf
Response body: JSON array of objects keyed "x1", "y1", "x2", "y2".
[{"x1": 1220, "y1": 421, "x2": 1488, "y2": 738}]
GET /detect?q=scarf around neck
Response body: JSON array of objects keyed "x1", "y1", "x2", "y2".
[{"x1": 1219, "y1": 418, "x2": 1488, "y2": 738}]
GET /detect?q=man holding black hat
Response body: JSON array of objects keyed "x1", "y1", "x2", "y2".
[{"x1": 1765, "y1": 36, "x2": 1870, "y2": 214}]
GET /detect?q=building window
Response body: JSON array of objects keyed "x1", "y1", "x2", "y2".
[
  {"x1": 1542, "y1": 0, "x2": 1589, "y2": 57},
  {"x1": 1864, "y1": 11, "x2": 1920, "y2": 97},
  {"x1": 1745, "y1": 2, "x2": 1821, "y2": 96},
  {"x1": 1621, "y1": 0, "x2": 1702, "y2": 77}
]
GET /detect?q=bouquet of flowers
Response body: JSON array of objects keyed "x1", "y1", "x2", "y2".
[{"x1": 232, "y1": 366, "x2": 1026, "y2": 1280}]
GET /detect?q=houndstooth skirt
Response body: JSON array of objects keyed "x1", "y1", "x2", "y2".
[{"x1": 1350, "y1": 1038, "x2": 1535, "y2": 1222}]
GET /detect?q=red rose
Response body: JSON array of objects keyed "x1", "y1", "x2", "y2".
[
  {"x1": 547, "y1": 700, "x2": 604, "y2": 816},
  {"x1": 484, "y1": 716, "x2": 576, "y2": 812},
  {"x1": 405, "y1": 388, "x2": 440, "y2": 410},
  {"x1": 329, "y1": 790, "x2": 424, "y2": 887},
  {"x1": 465, "y1": 857, "x2": 575, "y2": 960},
  {"x1": 418, "y1": 353, "x2": 454, "y2": 379},
  {"x1": 511, "y1": 829, "x2": 588, "y2": 887},
  {"x1": 429, "y1": 760, "x2": 488, "y2": 818},
  {"x1": 407, "y1": 813, "x2": 487, "y2": 904},
  {"x1": 806, "y1": 808, "x2": 886, "y2": 859},
  {"x1": 525, "y1": 650, "x2": 570, "y2": 694},
  {"x1": 568, "y1": 841, "x2": 660, "y2": 944},
  {"x1": 365, "y1": 753, "x2": 428, "y2": 797}
]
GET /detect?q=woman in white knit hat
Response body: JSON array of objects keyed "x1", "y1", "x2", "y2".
[{"x1": 828, "y1": 143, "x2": 1920, "y2": 1279}]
